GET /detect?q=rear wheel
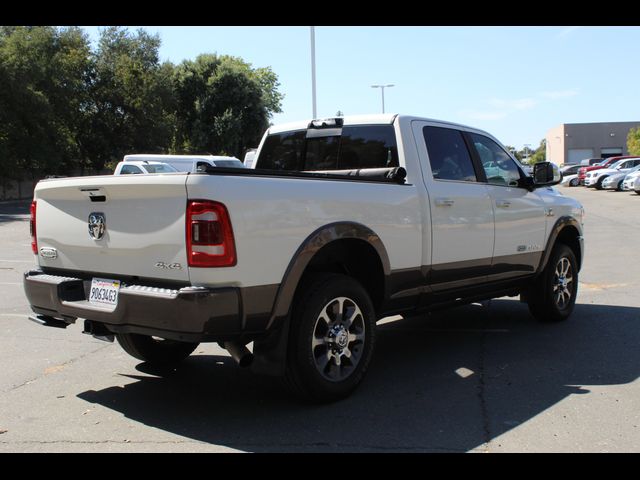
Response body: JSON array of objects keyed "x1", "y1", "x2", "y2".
[
  {"x1": 284, "y1": 273, "x2": 376, "y2": 403},
  {"x1": 569, "y1": 178, "x2": 579, "y2": 187},
  {"x1": 116, "y1": 333, "x2": 199, "y2": 365},
  {"x1": 527, "y1": 243, "x2": 578, "y2": 322}
]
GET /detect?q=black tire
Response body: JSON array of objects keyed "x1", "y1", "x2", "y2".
[
  {"x1": 569, "y1": 178, "x2": 579, "y2": 187},
  {"x1": 595, "y1": 176, "x2": 607, "y2": 190},
  {"x1": 527, "y1": 243, "x2": 578, "y2": 323},
  {"x1": 116, "y1": 333, "x2": 199, "y2": 365},
  {"x1": 284, "y1": 273, "x2": 376, "y2": 403}
]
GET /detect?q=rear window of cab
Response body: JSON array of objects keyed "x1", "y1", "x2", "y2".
[{"x1": 258, "y1": 125, "x2": 399, "y2": 171}]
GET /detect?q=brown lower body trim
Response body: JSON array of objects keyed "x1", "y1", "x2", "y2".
[{"x1": 384, "y1": 252, "x2": 541, "y2": 314}]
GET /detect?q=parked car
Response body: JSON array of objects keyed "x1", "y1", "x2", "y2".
[
  {"x1": 123, "y1": 154, "x2": 244, "y2": 173},
  {"x1": 561, "y1": 174, "x2": 580, "y2": 187},
  {"x1": 578, "y1": 156, "x2": 638, "y2": 186},
  {"x1": 24, "y1": 114, "x2": 584, "y2": 402},
  {"x1": 602, "y1": 165, "x2": 640, "y2": 191},
  {"x1": 113, "y1": 161, "x2": 179, "y2": 175},
  {"x1": 622, "y1": 168, "x2": 640, "y2": 191},
  {"x1": 560, "y1": 164, "x2": 582, "y2": 176},
  {"x1": 635, "y1": 176, "x2": 640, "y2": 195},
  {"x1": 580, "y1": 158, "x2": 604, "y2": 166},
  {"x1": 584, "y1": 158, "x2": 640, "y2": 189},
  {"x1": 243, "y1": 148, "x2": 257, "y2": 169}
]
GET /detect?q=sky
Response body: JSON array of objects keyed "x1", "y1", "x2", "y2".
[{"x1": 80, "y1": 26, "x2": 640, "y2": 150}]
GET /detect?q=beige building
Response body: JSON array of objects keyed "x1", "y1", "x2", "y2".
[{"x1": 546, "y1": 121, "x2": 640, "y2": 165}]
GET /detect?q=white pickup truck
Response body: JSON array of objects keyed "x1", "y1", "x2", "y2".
[{"x1": 24, "y1": 114, "x2": 584, "y2": 402}]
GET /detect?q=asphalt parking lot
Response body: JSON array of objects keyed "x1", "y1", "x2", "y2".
[{"x1": 1, "y1": 186, "x2": 639, "y2": 452}]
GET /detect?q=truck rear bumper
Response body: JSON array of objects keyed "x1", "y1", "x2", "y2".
[{"x1": 23, "y1": 270, "x2": 244, "y2": 342}]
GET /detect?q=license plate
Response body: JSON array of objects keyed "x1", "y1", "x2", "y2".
[{"x1": 89, "y1": 278, "x2": 121, "y2": 308}]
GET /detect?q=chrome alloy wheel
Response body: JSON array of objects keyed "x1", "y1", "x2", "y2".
[
  {"x1": 311, "y1": 296, "x2": 366, "y2": 382},
  {"x1": 553, "y1": 257, "x2": 573, "y2": 310}
]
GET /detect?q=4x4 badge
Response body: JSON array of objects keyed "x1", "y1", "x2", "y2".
[{"x1": 88, "y1": 212, "x2": 106, "y2": 240}]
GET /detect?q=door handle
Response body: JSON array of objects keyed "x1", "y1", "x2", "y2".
[
  {"x1": 435, "y1": 198, "x2": 455, "y2": 207},
  {"x1": 496, "y1": 200, "x2": 511, "y2": 208}
]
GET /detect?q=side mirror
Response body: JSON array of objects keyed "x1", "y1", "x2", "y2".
[{"x1": 533, "y1": 162, "x2": 562, "y2": 187}]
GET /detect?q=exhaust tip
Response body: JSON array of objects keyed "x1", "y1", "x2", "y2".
[
  {"x1": 223, "y1": 341, "x2": 254, "y2": 368},
  {"x1": 237, "y1": 353, "x2": 254, "y2": 368}
]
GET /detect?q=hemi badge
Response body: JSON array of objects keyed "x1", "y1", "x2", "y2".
[{"x1": 39, "y1": 247, "x2": 58, "y2": 259}]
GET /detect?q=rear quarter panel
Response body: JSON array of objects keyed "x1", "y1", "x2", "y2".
[{"x1": 186, "y1": 174, "x2": 423, "y2": 288}]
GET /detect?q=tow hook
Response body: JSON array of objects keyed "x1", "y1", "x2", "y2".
[{"x1": 82, "y1": 320, "x2": 115, "y2": 343}]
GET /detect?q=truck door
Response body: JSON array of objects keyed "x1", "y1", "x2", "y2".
[
  {"x1": 412, "y1": 122, "x2": 495, "y2": 291},
  {"x1": 466, "y1": 132, "x2": 546, "y2": 279}
]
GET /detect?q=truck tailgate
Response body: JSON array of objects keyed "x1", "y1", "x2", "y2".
[{"x1": 34, "y1": 174, "x2": 190, "y2": 282}]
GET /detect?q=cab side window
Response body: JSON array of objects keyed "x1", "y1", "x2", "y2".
[
  {"x1": 422, "y1": 126, "x2": 477, "y2": 182},
  {"x1": 120, "y1": 165, "x2": 143, "y2": 174},
  {"x1": 469, "y1": 133, "x2": 522, "y2": 187},
  {"x1": 196, "y1": 161, "x2": 211, "y2": 172}
]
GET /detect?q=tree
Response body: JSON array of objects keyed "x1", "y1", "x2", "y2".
[
  {"x1": 628, "y1": 127, "x2": 640, "y2": 156},
  {"x1": 0, "y1": 26, "x2": 92, "y2": 178},
  {"x1": 172, "y1": 54, "x2": 283, "y2": 157},
  {"x1": 528, "y1": 139, "x2": 547, "y2": 164},
  {"x1": 81, "y1": 27, "x2": 175, "y2": 171},
  {"x1": 505, "y1": 145, "x2": 522, "y2": 161}
]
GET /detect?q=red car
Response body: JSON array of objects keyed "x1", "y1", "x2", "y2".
[{"x1": 578, "y1": 156, "x2": 637, "y2": 185}]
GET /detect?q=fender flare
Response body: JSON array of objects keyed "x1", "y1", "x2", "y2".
[
  {"x1": 268, "y1": 221, "x2": 390, "y2": 329},
  {"x1": 537, "y1": 216, "x2": 583, "y2": 274}
]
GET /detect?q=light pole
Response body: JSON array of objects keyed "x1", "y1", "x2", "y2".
[
  {"x1": 310, "y1": 26, "x2": 317, "y2": 119},
  {"x1": 371, "y1": 84, "x2": 394, "y2": 113}
]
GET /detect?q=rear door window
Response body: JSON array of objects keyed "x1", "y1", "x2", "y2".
[{"x1": 422, "y1": 126, "x2": 477, "y2": 182}]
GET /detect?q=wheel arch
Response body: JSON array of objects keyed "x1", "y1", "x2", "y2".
[
  {"x1": 537, "y1": 216, "x2": 583, "y2": 275},
  {"x1": 268, "y1": 222, "x2": 390, "y2": 329}
]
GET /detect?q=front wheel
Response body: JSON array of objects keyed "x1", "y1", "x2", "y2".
[
  {"x1": 569, "y1": 178, "x2": 579, "y2": 187},
  {"x1": 116, "y1": 333, "x2": 199, "y2": 365},
  {"x1": 527, "y1": 244, "x2": 578, "y2": 322},
  {"x1": 284, "y1": 273, "x2": 376, "y2": 403}
]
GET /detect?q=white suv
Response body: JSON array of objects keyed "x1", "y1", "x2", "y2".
[
  {"x1": 113, "y1": 161, "x2": 178, "y2": 175},
  {"x1": 584, "y1": 158, "x2": 640, "y2": 189}
]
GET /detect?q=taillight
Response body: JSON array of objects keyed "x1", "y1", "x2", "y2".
[
  {"x1": 186, "y1": 200, "x2": 236, "y2": 267},
  {"x1": 30, "y1": 200, "x2": 37, "y2": 254}
]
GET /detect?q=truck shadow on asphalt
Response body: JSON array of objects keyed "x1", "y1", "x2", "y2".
[
  {"x1": 78, "y1": 299, "x2": 640, "y2": 452},
  {"x1": 0, "y1": 201, "x2": 30, "y2": 224}
]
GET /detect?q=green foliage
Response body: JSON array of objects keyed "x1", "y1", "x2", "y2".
[
  {"x1": 0, "y1": 26, "x2": 284, "y2": 178},
  {"x1": 627, "y1": 127, "x2": 640, "y2": 156},
  {"x1": 528, "y1": 139, "x2": 546, "y2": 164},
  {"x1": 0, "y1": 26, "x2": 92, "y2": 178},
  {"x1": 83, "y1": 27, "x2": 176, "y2": 170},
  {"x1": 504, "y1": 145, "x2": 522, "y2": 161},
  {"x1": 172, "y1": 54, "x2": 282, "y2": 157}
]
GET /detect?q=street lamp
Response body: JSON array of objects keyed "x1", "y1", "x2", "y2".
[
  {"x1": 371, "y1": 84, "x2": 394, "y2": 113},
  {"x1": 310, "y1": 26, "x2": 317, "y2": 119}
]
